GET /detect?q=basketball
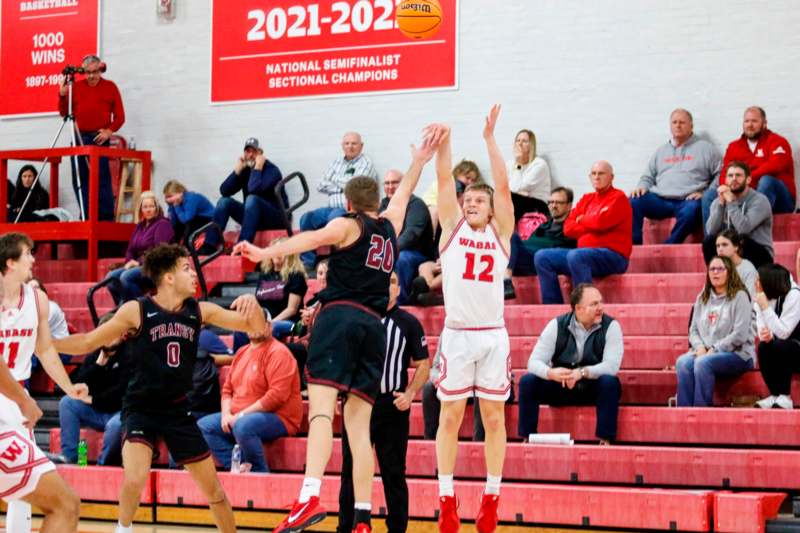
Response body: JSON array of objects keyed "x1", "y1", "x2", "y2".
[{"x1": 396, "y1": 0, "x2": 443, "y2": 40}]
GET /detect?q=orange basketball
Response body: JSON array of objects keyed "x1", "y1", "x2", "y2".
[{"x1": 396, "y1": 0, "x2": 443, "y2": 40}]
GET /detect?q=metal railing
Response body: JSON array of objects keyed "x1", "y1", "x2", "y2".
[{"x1": 275, "y1": 171, "x2": 309, "y2": 236}]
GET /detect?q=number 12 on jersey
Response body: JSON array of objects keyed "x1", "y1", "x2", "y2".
[{"x1": 462, "y1": 252, "x2": 495, "y2": 282}]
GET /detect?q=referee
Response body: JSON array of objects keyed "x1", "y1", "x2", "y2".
[{"x1": 337, "y1": 272, "x2": 430, "y2": 533}]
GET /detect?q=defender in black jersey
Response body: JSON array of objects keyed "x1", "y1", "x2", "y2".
[
  {"x1": 235, "y1": 129, "x2": 442, "y2": 533},
  {"x1": 54, "y1": 244, "x2": 266, "y2": 533}
]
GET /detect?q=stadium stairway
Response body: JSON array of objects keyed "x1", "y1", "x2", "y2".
[{"x1": 33, "y1": 214, "x2": 800, "y2": 531}]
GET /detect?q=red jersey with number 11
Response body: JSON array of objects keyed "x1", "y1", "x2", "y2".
[
  {"x1": 440, "y1": 219, "x2": 507, "y2": 329},
  {"x1": 0, "y1": 283, "x2": 39, "y2": 381}
]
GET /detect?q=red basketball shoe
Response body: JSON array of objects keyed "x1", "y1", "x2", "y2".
[
  {"x1": 352, "y1": 523, "x2": 371, "y2": 533},
  {"x1": 438, "y1": 495, "x2": 460, "y2": 533},
  {"x1": 475, "y1": 493, "x2": 500, "y2": 533},
  {"x1": 273, "y1": 497, "x2": 326, "y2": 533}
]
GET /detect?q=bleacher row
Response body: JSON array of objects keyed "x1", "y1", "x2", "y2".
[{"x1": 34, "y1": 215, "x2": 800, "y2": 532}]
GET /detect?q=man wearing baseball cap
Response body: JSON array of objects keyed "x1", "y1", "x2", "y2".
[{"x1": 199, "y1": 137, "x2": 288, "y2": 254}]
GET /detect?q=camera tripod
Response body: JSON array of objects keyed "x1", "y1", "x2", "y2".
[{"x1": 14, "y1": 71, "x2": 86, "y2": 223}]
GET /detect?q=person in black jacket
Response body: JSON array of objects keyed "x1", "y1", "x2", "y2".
[
  {"x1": 379, "y1": 169, "x2": 434, "y2": 304},
  {"x1": 57, "y1": 326, "x2": 133, "y2": 465},
  {"x1": 8, "y1": 165, "x2": 51, "y2": 222},
  {"x1": 199, "y1": 137, "x2": 287, "y2": 253}
]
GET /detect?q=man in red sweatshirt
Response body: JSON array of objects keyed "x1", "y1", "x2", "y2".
[
  {"x1": 702, "y1": 106, "x2": 795, "y2": 223},
  {"x1": 534, "y1": 161, "x2": 632, "y2": 304},
  {"x1": 58, "y1": 54, "x2": 125, "y2": 221}
]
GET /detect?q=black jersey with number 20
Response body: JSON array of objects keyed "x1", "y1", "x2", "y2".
[
  {"x1": 124, "y1": 296, "x2": 201, "y2": 411},
  {"x1": 318, "y1": 212, "x2": 397, "y2": 314}
]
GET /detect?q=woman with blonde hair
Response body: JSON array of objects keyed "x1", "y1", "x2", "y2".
[
  {"x1": 105, "y1": 191, "x2": 174, "y2": 303},
  {"x1": 507, "y1": 128, "x2": 551, "y2": 220}
]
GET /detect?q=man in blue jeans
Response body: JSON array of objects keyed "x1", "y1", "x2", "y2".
[
  {"x1": 702, "y1": 106, "x2": 796, "y2": 225},
  {"x1": 378, "y1": 169, "x2": 434, "y2": 304},
  {"x1": 534, "y1": 161, "x2": 632, "y2": 304},
  {"x1": 518, "y1": 284, "x2": 622, "y2": 445},
  {"x1": 630, "y1": 109, "x2": 721, "y2": 244},
  {"x1": 57, "y1": 331, "x2": 133, "y2": 465},
  {"x1": 199, "y1": 137, "x2": 287, "y2": 254},
  {"x1": 300, "y1": 131, "x2": 378, "y2": 267}
]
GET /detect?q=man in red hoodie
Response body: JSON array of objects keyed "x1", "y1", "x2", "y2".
[
  {"x1": 702, "y1": 107, "x2": 795, "y2": 223},
  {"x1": 534, "y1": 161, "x2": 632, "y2": 304},
  {"x1": 58, "y1": 54, "x2": 125, "y2": 221}
]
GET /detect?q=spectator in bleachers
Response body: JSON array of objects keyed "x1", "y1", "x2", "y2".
[
  {"x1": 675, "y1": 256, "x2": 754, "y2": 407},
  {"x1": 630, "y1": 109, "x2": 721, "y2": 245},
  {"x1": 379, "y1": 169, "x2": 434, "y2": 304},
  {"x1": 336, "y1": 271, "x2": 429, "y2": 533},
  {"x1": 703, "y1": 106, "x2": 795, "y2": 221},
  {"x1": 715, "y1": 229, "x2": 757, "y2": 297},
  {"x1": 28, "y1": 277, "x2": 69, "y2": 341},
  {"x1": 518, "y1": 284, "x2": 622, "y2": 445},
  {"x1": 198, "y1": 314, "x2": 302, "y2": 473},
  {"x1": 507, "y1": 128, "x2": 551, "y2": 220},
  {"x1": 6, "y1": 178, "x2": 14, "y2": 213},
  {"x1": 535, "y1": 161, "x2": 632, "y2": 305},
  {"x1": 299, "y1": 131, "x2": 377, "y2": 268},
  {"x1": 8, "y1": 164, "x2": 51, "y2": 222},
  {"x1": 162, "y1": 180, "x2": 215, "y2": 248},
  {"x1": 422, "y1": 159, "x2": 481, "y2": 233},
  {"x1": 754, "y1": 264, "x2": 800, "y2": 409},
  {"x1": 58, "y1": 54, "x2": 124, "y2": 221},
  {"x1": 105, "y1": 191, "x2": 174, "y2": 304},
  {"x1": 704, "y1": 161, "x2": 773, "y2": 268},
  {"x1": 254, "y1": 237, "x2": 308, "y2": 338},
  {"x1": 198, "y1": 137, "x2": 287, "y2": 255},
  {"x1": 57, "y1": 317, "x2": 133, "y2": 466},
  {"x1": 508, "y1": 187, "x2": 577, "y2": 276}
]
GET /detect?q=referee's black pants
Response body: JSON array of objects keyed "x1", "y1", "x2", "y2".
[{"x1": 337, "y1": 393, "x2": 410, "y2": 533}]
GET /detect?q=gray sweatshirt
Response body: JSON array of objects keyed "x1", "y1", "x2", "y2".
[
  {"x1": 706, "y1": 188, "x2": 773, "y2": 258},
  {"x1": 527, "y1": 315, "x2": 624, "y2": 379},
  {"x1": 637, "y1": 135, "x2": 722, "y2": 199},
  {"x1": 688, "y1": 290, "x2": 755, "y2": 361}
]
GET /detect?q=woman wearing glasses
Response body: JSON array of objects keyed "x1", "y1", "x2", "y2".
[{"x1": 675, "y1": 256, "x2": 754, "y2": 406}]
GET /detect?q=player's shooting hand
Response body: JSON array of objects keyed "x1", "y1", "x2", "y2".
[
  {"x1": 19, "y1": 396, "x2": 43, "y2": 430},
  {"x1": 422, "y1": 124, "x2": 450, "y2": 147},
  {"x1": 482, "y1": 104, "x2": 502, "y2": 140}
]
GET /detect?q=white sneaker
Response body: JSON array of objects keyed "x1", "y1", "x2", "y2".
[
  {"x1": 775, "y1": 395, "x2": 794, "y2": 409},
  {"x1": 756, "y1": 395, "x2": 777, "y2": 409}
]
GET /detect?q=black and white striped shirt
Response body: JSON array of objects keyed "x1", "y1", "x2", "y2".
[{"x1": 380, "y1": 306, "x2": 428, "y2": 394}]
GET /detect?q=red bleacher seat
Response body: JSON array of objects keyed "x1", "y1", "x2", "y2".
[
  {"x1": 266, "y1": 437, "x2": 800, "y2": 490},
  {"x1": 56, "y1": 465, "x2": 154, "y2": 503},
  {"x1": 629, "y1": 241, "x2": 799, "y2": 273},
  {"x1": 644, "y1": 214, "x2": 800, "y2": 244},
  {"x1": 714, "y1": 492, "x2": 786, "y2": 533}
]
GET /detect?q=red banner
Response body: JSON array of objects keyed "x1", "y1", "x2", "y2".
[
  {"x1": 0, "y1": 0, "x2": 99, "y2": 118},
  {"x1": 210, "y1": 0, "x2": 458, "y2": 103}
]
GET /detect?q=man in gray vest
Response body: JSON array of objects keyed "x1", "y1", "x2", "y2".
[{"x1": 517, "y1": 284, "x2": 623, "y2": 445}]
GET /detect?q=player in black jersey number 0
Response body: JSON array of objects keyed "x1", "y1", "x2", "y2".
[
  {"x1": 54, "y1": 244, "x2": 266, "y2": 533},
  {"x1": 235, "y1": 127, "x2": 443, "y2": 533}
]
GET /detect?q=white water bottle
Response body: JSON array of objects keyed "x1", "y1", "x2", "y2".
[{"x1": 230, "y1": 444, "x2": 241, "y2": 473}]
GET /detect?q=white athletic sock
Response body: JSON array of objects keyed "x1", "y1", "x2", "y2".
[
  {"x1": 354, "y1": 501, "x2": 371, "y2": 511},
  {"x1": 438, "y1": 474, "x2": 454, "y2": 497},
  {"x1": 298, "y1": 477, "x2": 322, "y2": 503},
  {"x1": 6, "y1": 500, "x2": 32, "y2": 533},
  {"x1": 115, "y1": 522, "x2": 133, "y2": 533},
  {"x1": 485, "y1": 474, "x2": 502, "y2": 495}
]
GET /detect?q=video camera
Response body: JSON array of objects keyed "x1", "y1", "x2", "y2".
[{"x1": 62, "y1": 62, "x2": 107, "y2": 76}]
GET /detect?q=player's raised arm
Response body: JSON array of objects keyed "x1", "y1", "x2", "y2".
[
  {"x1": 483, "y1": 104, "x2": 515, "y2": 240},
  {"x1": 199, "y1": 293, "x2": 266, "y2": 337},
  {"x1": 233, "y1": 216, "x2": 352, "y2": 264},
  {"x1": 434, "y1": 124, "x2": 461, "y2": 240},
  {"x1": 53, "y1": 299, "x2": 141, "y2": 355},
  {"x1": 381, "y1": 133, "x2": 439, "y2": 236}
]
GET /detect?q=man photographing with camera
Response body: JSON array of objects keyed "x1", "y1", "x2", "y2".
[{"x1": 58, "y1": 54, "x2": 125, "y2": 221}]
